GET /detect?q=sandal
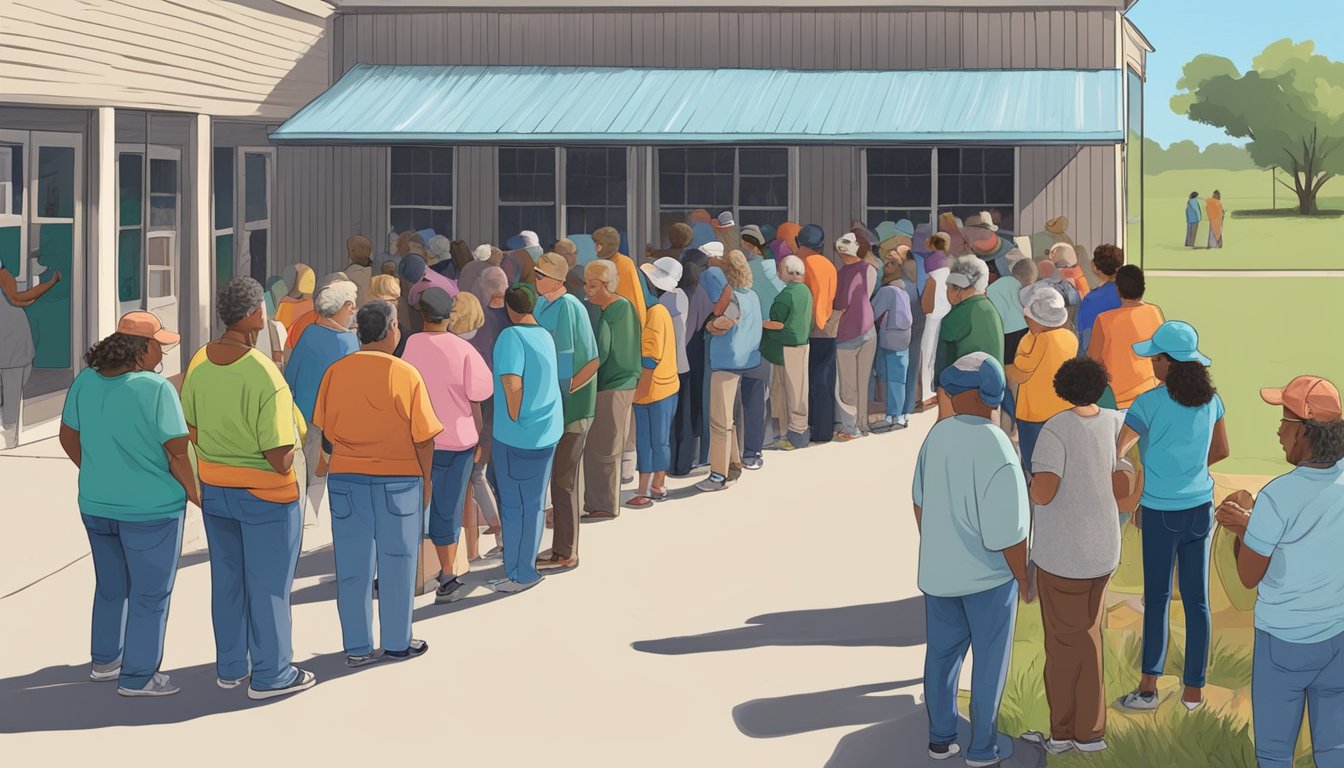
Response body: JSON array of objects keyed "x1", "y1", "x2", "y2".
[
  {"x1": 649, "y1": 487, "x2": 668, "y2": 501},
  {"x1": 625, "y1": 496, "x2": 655, "y2": 509},
  {"x1": 582, "y1": 510, "x2": 619, "y2": 521}
]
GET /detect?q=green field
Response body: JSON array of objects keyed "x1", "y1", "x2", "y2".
[{"x1": 1139, "y1": 169, "x2": 1344, "y2": 271}]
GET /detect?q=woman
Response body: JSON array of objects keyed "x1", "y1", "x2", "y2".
[
  {"x1": 832, "y1": 234, "x2": 877, "y2": 441},
  {"x1": 918, "y1": 233, "x2": 952, "y2": 407},
  {"x1": 629, "y1": 257, "x2": 685, "y2": 507},
  {"x1": 369, "y1": 273, "x2": 401, "y2": 305},
  {"x1": 671, "y1": 248, "x2": 710, "y2": 476},
  {"x1": 273, "y1": 264, "x2": 315, "y2": 331},
  {"x1": 181, "y1": 277, "x2": 315, "y2": 701},
  {"x1": 1007, "y1": 283, "x2": 1078, "y2": 471},
  {"x1": 1115, "y1": 321, "x2": 1229, "y2": 713},
  {"x1": 1, "y1": 262, "x2": 61, "y2": 448},
  {"x1": 695, "y1": 249, "x2": 763, "y2": 493},
  {"x1": 899, "y1": 251, "x2": 926, "y2": 419},
  {"x1": 448, "y1": 291, "x2": 503, "y2": 561},
  {"x1": 59, "y1": 312, "x2": 196, "y2": 696},
  {"x1": 869, "y1": 259, "x2": 913, "y2": 432}
]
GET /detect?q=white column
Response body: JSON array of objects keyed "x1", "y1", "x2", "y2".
[
  {"x1": 188, "y1": 114, "x2": 212, "y2": 351},
  {"x1": 92, "y1": 107, "x2": 117, "y2": 342}
]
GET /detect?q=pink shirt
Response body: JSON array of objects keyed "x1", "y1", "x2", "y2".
[
  {"x1": 400, "y1": 331, "x2": 492, "y2": 451},
  {"x1": 408, "y1": 269, "x2": 460, "y2": 306}
]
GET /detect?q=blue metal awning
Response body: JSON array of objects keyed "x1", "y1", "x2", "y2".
[{"x1": 271, "y1": 65, "x2": 1123, "y2": 144}]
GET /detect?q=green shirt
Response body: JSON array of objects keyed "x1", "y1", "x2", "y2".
[
  {"x1": 534, "y1": 292, "x2": 599, "y2": 425},
  {"x1": 181, "y1": 347, "x2": 298, "y2": 472},
  {"x1": 61, "y1": 369, "x2": 189, "y2": 521},
  {"x1": 935, "y1": 294, "x2": 1005, "y2": 384},
  {"x1": 594, "y1": 297, "x2": 641, "y2": 392},
  {"x1": 761, "y1": 282, "x2": 814, "y2": 366}
]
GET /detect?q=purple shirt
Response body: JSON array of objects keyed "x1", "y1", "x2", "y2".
[
  {"x1": 408, "y1": 269, "x2": 459, "y2": 306},
  {"x1": 834, "y1": 260, "x2": 875, "y2": 343},
  {"x1": 471, "y1": 305, "x2": 511, "y2": 370}
]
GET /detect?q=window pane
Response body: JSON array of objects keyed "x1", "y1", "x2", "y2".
[
  {"x1": 867, "y1": 148, "x2": 932, "y2": 213},
  {"x1": 412, "y1": 175, "x2": 433, "y2": 205},
  {"x1": 660, "y1": 149, "x2": 686, "y2": 173},
  {"x1": 499, "y1": 148, "x2": 556, "y2": 203},
  {"x1": 214, "y1": 232, "x2": 234, "y2": 289},
  {"x1": 119, "y1": 153, "x2": 143, "y2": 227},
  {"x1": 150, "y1": 158, "x2": 177, "y2": 194},
  {"x1": 118, "y1": 228, "x2": 142, "y2": 302},
  {"x1": 37, "y1": 146, "x2": 75, "y2": 218},
  {"x1": 390, "y1": 173, "x2": 414, "y2": 205},
  {"x1": 566, "y1": 147, "x2": 626, "y2": 206},
  {"x1": 738, "y1": 208, "x2": 788, "y2": 230},
  {"x1": 213, "y1": 148, "x2": 234, "y2": 231},
  {"x1": 567, "y1": 206, "x2": 626, "y2": 237},
  {"x1": 150, "y1": 195, "x2": 177, "y2": 228},
  {"x1": 432, "y1": 148, "x2": 454, "y2": 175},
  {"x1": 499, "y1": 204, "x2": 556, "y2": 247},
  {"x1": 659, "y1": 173, "x2": 685, "y2": 205},
  {"x1": 985, "y1": 149, "x2": 1014, "y2": 174},
  {"x1": 390, "y1": 207, "x2": 417, "y2": 234},
  {"x1": 244, "y1": 153, "x2": 268, "y2": 223},
  {"x1": 0, "y1": 143, "x2": 22, "y2": 217},
  {"x1": 247, "y1": 228, "x2": 268, "y2": 285}
]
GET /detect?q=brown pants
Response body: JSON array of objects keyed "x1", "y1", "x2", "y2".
[
  {"x1": 584, "y1": 389, "x2": 634, "y2": 514},
  {"x1": 549, "y1": 418, "x2": 591, "y2": 558},
  {"x1": 770, "y1": 344, "x2": 810, "y2": 438},
  {"x1": 1037, "y1": 569, "x2": 1111, "y2": 742}
]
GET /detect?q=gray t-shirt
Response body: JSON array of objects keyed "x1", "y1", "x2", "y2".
[{"x1": 1030, "y1": 409, "x2": 1125, "y2": 579}]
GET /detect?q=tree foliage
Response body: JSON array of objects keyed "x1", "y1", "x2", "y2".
[
  {"x1": 1172, "y1": 39, "x2": 1344, "y2": 213},
  {"x1": 1142, "y1": 138, "x2": 1257, "y2": 174}
]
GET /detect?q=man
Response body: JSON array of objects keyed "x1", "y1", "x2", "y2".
[
  {"x1": 1049, "y1": 243, "x2": 1090, "y2": 301},
  {"x1": 1076, "y1": 245, "x2": 1124, "y2": 357},
  {"x1": 763, "y1": 255, "x2": 813, "y2": 450},
  {"x1": 345, "y1": 234, "x2": 374, "y2": 309},
  {"x1": 712, "y1": 211, "x2": 743, "y2": 255},
  {"x1": 1206, "y1": 190, "x2": 1225, "y2": 249},
  {"x1": 1087, "y1": 265, "x2": 1164, "y2": 409},
  {"x1": 593, "y1": 226, "x2": 646, "y2": 326},
  {"x1": 490, "y1": 285, "x2": 563, "y2": 593},
  {"x1": 935, "y1": 257, "x2": 1004, "y2": 419},
  {"x1": 314, "y1": 301, "x2": 441, "y2": 666},
  {"x1": 283, "y1": 278, "x2": 359, "y2": 520},
  {"x1": 1185, "y1": 191, "x2": 1203, "y2": 248},
  {"x1": 913, "y1": 353, "x2": 1030, "y2": 766},
  {"x1": 533, "y1": 253, "x2": 599, "y2": 570},
  {"x1": 553, "y1": 238, "x2": 587, "y2": 301},
  {"x1": 798, "y1": 224, "x2": 838, "y2": 443},
  {"x1": 832, "y1": 233, "x2": 877, "y2": 440},
  {"x1": 739, "y1": 225, "x2": 784, "y2": 456},
  {"x1": 1216, "y1": 376, "x2": 1344, "y2": 768},
  {"x1": 580, "y1": 260, "x2": 640, "y2": 521},
  {"x1": 400, "y1": 288, "x2": 492, "y2": 604},
  {"x1": 986, "y1": 256, "x2": 1033, "y2": 362}
]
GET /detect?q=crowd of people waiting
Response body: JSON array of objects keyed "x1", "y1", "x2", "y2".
[{"x1": 51, "y1": 206, "x2": 1344, "y2": 768}]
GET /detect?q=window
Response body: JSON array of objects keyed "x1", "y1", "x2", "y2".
[
  {"x1": 390, "y1": 146, "x2": 453, "y2": 237},
  {"x1": 937, "y1": 148, "x2": 1015, "y2": 230},
  {"x1": 146, "y1": 151, "x2": 179, "y2": 304},
  {"x1": 1126, "y1": 67, "x2": 1144, "y2": 266},
  {"x1": 865, "y1": 148, "x2": 934, "y2": 229},
  {"x1": 656, "y1": 147, "x2": 790, "y2": 246},
  {"x1": 149, "y1": 158, "x2": 178, "y2": 229},
  {"x1": 117, "y1": 151, "x2": 144, "y2": 303},
  {"x1": 0, "y1": 143, "x2": 21, "y2": 276},
  {"x1": 564, "y1": 147, "x2": 626, "y2": 238},
  {"x1": 242, "y1": 150, "x2": 272, "y2": 285},
  {"x1": 213, "y1": 147, "x2": 235, "y2": 291},
  {"x1": 36, "y1": 146, "x2": 75, "y2": 219},
  {"x1": 498, "y1": 148, "x2": 557, "y2": 246}
]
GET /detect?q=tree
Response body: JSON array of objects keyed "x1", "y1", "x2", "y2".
[{"x1": 1172, "y1": 40, "x2": 1344, "y2": 214}]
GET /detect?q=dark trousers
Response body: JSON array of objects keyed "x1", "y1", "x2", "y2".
[
  {"x1": 807, "y1": 337, "x2": 838, "y2": 443},
  {"x1": 1004, "y1": 328, "x2": 1028, "y2": 364},
  {"x1": 1140, "y1": 502, "x2": 1213, "y2": 687},
  {"x1": 739, "y1": 362, "x2": 769, "y2": 460},
  {"x1": 671, "y1": 329, "x2": 707, "y2": 476}
]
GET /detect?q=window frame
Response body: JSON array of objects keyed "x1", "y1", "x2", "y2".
[
  {"x1": 388, "y1": 145, "x2": 457, "y2": 240},
  {"x1": 0, "y1": 131, "x2": 30, "y2": 284},
  {"x1": 559, "y1": 145, "x2": 633, "y2": 244},
  {"x1": 652, "y1": 146, "x2": 797, "y2": 241},
  {"x1": 239, "y1": 146, "x2": 274, "y2": 281},
  {"x1": 496, "y1": 146, "x2": 559, "y2": 245},
  {"x1": 861, "y1": 146, "x2": 1020, "y2": 232}
]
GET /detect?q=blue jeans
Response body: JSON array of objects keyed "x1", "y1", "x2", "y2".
[
  {"x1": 808, "y1": 337, "x2": 837, "y2": 442},
  {"x1": 876, "y1": 348, "x2": 909, "y2": 418},
  {"x1": 1017, "y1": 420, "x2": 1045, "y2": 472},
  {"x1": 201, "y1": 485, "x2": 302, "y2": 690},
  {"x1": 924, "y1": 580, "x2": 1018, "y2": 763},
  {"x1": 429, "y1": 448, "x2": 474, "y2": 546},
  {"x1": 493, "y1": 442, "x2": 556, "y2": 585},
  {"x1": 635, "y1": 393, "x2": 677, "y2": 474},
  {"x1": 905, "y1": 328, "x2": 922, "y2": 416},
  {"x1": 1253, "y1": 629, "x2": 1344, "y2": 768},
  {"x1": 328, "y1": 474, "x2": 423, "y2": 656},
  {"x1": 1140, "y1": 503, "x2": 1213, "y2": 687},
  {"x1": 740, "y1": 362, "x2": 769, "y2": 461},
  {"x1": 82, "y1": 514, "x2": 183, "y2": 690}
]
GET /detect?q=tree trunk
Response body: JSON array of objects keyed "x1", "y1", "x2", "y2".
[{"x1": 1297, "y1": 186, "x2": 1318, "y2": 215}]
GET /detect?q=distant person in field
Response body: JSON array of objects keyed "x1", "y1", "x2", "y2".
[
  {"x1": 1206, "y1": 190, "x2": 1225, "y2": 249},
  {"x1": 1185, "y1": 192, "x2": 1202, "y2": 249}
]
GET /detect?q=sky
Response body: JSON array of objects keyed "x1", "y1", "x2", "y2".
[{"x1": 1127, "y1": 0, "x2": 1343, "y2": 148}]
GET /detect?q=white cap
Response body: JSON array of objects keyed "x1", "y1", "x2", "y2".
[
  {"x1": 701, "y1": 241, "x2": 725, "y2": 259},
  {"x1": 473, "y1": 244, "x2": 494, "y2": 262},
  {"x1": 640, "y1": 256, "x2": 684, "y2": 292},
  {"x1": 1019, "y1": 283, "x2": 1069, "y2": 328}
]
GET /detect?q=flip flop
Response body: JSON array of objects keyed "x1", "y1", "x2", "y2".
[
  {"x1": 582, "y1": 510, "x2": 619, "y2": 521},
  {"x1": 625, "y1": 496, "x2": 654, "y2": 509}
]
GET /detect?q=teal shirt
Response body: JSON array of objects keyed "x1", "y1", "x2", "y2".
[
  {"x1": 491, "y1": 325, "x2": 564, "y2": 449},
  {"x1": 1124, "y1": 387, "x2": 1225, "y2": 511},
  {"x1": 534, "y1": 292, "x2": 599, "y2": 424},
  {"x1": 985, "y1": 276, "x2": 1027, "y2": 335},
  {"x1": 913, "y1": 415, "x2": 1029, "y2": 598},
  {"x1": 61, "y1": 369, "x2": 189, "y2": 521}
]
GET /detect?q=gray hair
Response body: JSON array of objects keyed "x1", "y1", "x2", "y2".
[
  {"x1": 427, "y1": 235, "x2": 453, "y2": 265},
  {"x1": 584, "y1": 259, "x2": 619, "y2": 292},
  {"x1": 948, "y1": 256, "x2": 990, "y2": 293},
  {"x1": 1010, "y1": 256, "x2": 1038, "y2": 282},
  {"x1": 217, "y1": 277, "x2": 264, "y2": 327},
  {"x1": 356, "y1": 300, "x2": 396, "y2": 345},
  {"x1": 476, "y1": 265, "x2": 508, "y2": 299},
  {"x1": 780, "y1": 254, "x2": 806, "y2": 279},
  {"x1": 314, "y1": 280, "x2": 358, "y2": 317}
]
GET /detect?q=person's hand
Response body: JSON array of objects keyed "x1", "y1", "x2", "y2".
[
  {"x1": 1216, "y1": 498, "x2": 1252, "y2": 536},
  {"x1": 1132, "y1": 506, "x2": 1143, "y2": 530},
  {"x1": 634, "y1": 381, "x2": 651, "y2": 402},
  {"x1": 423, "y1": 480, "x2": 433, "y2": 511},
  {"x1": 187, "y1": 488, "x2": 202, "y2": 509},
  {"x1": 1018, "y1": 577, "x2": 1034, "y2": 604},
  {"x1": 50, "y1": 270, "x2": 63, "y2": 284}
]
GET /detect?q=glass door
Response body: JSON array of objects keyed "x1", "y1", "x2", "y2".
[
  {"x1": 25, "y1": 131, "x2": 82, "y2": 399},
  {"x1": 240, "y1": 148, "x2": 273, "y2": 286},
  {"x1": 0, "y1": 130, "x2": 26, "y2": 284},
  {"x1": 147, "y1": 146, "x2": 181, "y2": 376}
]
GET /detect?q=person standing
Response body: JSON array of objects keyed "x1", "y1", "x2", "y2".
[
  {"x1": 273, "y1": 264, "x2": 315, "y2": 331},
  {"x1": 869, "y1": 260, "x2": 914, "y2": 432},
  {"x1": 1185, "y1": 192, "x2": 1202, "y2": 249},
  {"x1": 832, "y1": 233, "x2": 878, "y2": 441},
  {"x1": 459, "y1": 244, "x2": 496, "y2": 297},
  {"x1": 914, "y1": 353, "x2": 1031, "y2": 765},
  {"x1": 626, "y1": 262, "x2": 683, "y2": 508},
  {"x1": 987, "y1": 257, "x2": 1033, "y2": 363},
  {"x1": 444, "y1": 291, "x2": 502, "y2": 561},
  {"x1": 934, "y1": 257, "x2": 1004, "y2": 420},
  {"x1": 799, "y1": 225, "x2": 839, "y2": 443},
  {"x1": 580, "y1": 259, "x2": 640, "y2": 520},
  {"x1": 763, "y1": 255, "x2": 814, "y2": 450},
  {"x1": 1007, "y1": 283, "x2": 1078, "y2": 472},
  {"x1": 1215, "y1": 376, "x2": 1344, "y2": 768},
  {"x1": 59, "y1": 312, "x2": 196, "y2": 697},
  {"x1": 1076, "y1": 245, "x2": 1124, "y2": 358},
  {"x1": 490, "y1": 286, "x2": 563, "y2": 593},
  {"x1": 1088, "y1": 265, "x2": 1165, "y2": 410},
  {"x1": 344, "y1": 234, "x2": 374, "y2": 308},
  {"x1": 696, "y1": 250, "x2": 763, "y2": 492},
  {"x1": 182, "y1": 277, "x2": 315, "y2": 700},
  {"x1": 313, "y1": 300, "x2": 441, "y2": 665},
  {"x1": 533, "y1": 253, "x2": 599, "y2": 570},
  {"x1": 1206, "y1": 191, "x2": 1225, "y2": 249},
  {"x1": 1114, "y1": 321, "x2": 1230, "y2": 713},
  {"x1": 672, "y1": 249, "x2": 710, "y2": 476},
  {"x1": 0, "y1": 262, "x2": 61, "y2": 448},
  {"x1": 919, "y1": 234, "x2": 953, "y2": 408},
  {"x1": 901, "y1": 254, "x2": 926, "y2": 420},
  {"x1": 593, "y1": 226, "x2": 647, "y2": 326}
]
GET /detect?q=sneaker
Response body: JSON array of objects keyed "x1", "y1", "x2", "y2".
[
  {"x1": 742, "y1": 456, "x2": 764, "y2": 470},
  {"x1": 649, "y1": 487, "x2": 668, "y2": 501},
  {"x1": 489, "y1": 578, "x2": 542, "y2": 594},
  {"x1": 117, "y1": 672, "x2": 179, "y2": 697},
  {"x1": 435, "y1": 577, "x2": 466, "y2": 604},
  {"x1": 217, "y1": 674, "x2": 249, "y2": 689},
  {"x1": 927, "y1": 742, "x2": 960, "y2": 761},
  {"x1": 346, "y1": 649, "x2": 387, "y2": 668},
  {"x1": 1115, "y1": 690, "x2": 1160, "y2": 712},
  {"x1": 385, "y1": 639, "x2": 429, "y2": 660},
  {"x1": 695, "y1": 474, "x2": 729, "y2": 492},
  {"x1": 247, "y1": 668, "x2": 316, "y2": 700},
  {"x1": 1182, "y1": 698, "x2": 1204, "y2": 711},
  {"x1": 90, "y1": 658, "x2": 122, "y2": 682},
  {"x1": 483, "y1": 545, "x2": 504, "y2": 559},
  {"x1": 770, "y1": 439, "x2": 796, "y2": 451},
  {"x1": 726, "y1": 464, "x2": 743, "y2": 482},
  {"x1": 1021, "y1": 731, "x2": 1075, "y2": 755},
  {"x1": 1073, "y1": 738, "x2": 1108, "y2": 753},
  {"x1": 895, "y1": 415, "x2": 909, "y2": 428},
  {"x1": 871, "y1": 416, "x2": 898, "y2": 433},
  {"x1": 965, "y1": 758, "x2": 1002, "y2": 767}
]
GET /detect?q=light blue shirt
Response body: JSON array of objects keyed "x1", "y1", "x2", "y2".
[
  {"x1": 1244, "y1": 462, "x2": 1344, "y2": 644},
  {"x1": 1186, "y1": 198, "x2": 1203, "y2": 224},
  {"x1": 284, "y1": 324, "x2": 358, "y2": 424},
  {"x1": 491, "y1": 324, "x2": 563, "y2": 450},
  {"x1": 985, "y1": 276, "x2": 1028, "y2": 335},
  {"x1": 1125, "y1": 387, "x2": 1225, "y2": 511},
  {"x1": 913, "y1": 415, "x2": 1030, "y2": 598},
  {"x1": 709, "y1": 287, "x2": 763, "y2": 372}
]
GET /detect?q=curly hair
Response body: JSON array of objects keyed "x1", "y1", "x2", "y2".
[
  {"x1": 1053, "y1": 358, "x2": 1111, "y2": 407},
  {"x1": 84, "y1": 332, "x2": 150, "y2": 372},
  {"x1": 1115, "y1": 264, "x2": 1145, "y2": 300},
  {"x1": 217, "y1": 277, "x2": 264, "y2": 327},
  {"x1": 1092, "y1": 244, "x2": 1125, "y2": 277},
  {"x1": 1162, "y1": 355, "x2": 1217, "y2": 408},
  {"x1": 1303, "y1": 419, "x2": 1344, "y2": 465},
  {"x1": 723, "y1": 249, "x2": 754, "y2": 289}
]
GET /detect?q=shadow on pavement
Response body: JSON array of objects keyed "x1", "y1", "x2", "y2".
[{"x1": 630, "y1": 597, "x2": 926, "y2": 655}]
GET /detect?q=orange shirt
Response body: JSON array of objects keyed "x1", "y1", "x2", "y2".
[
  {"x1": 1094, "y1": 303, "x2": 1165, "y2": 408},
  {"x1": 312, "y1": 351, "x2": 444, "y2": 477},
  {"x1": 611, "y1": 252, "x2": 648, "y2": 326},
  {"x1": 1060, "y1": 265, "x2": 1091, "y2": 299},
  {"x1": 1012, "y1": 328, "x2": 1079, "y2": 423},
  {"x1": 286, "y1": 310, "x2": 319, "y2": 349},
  {"x1": 274, "y1": 297, "x2": 313, "y2": 331},
  {"x1": 802, "y1": 252, "x2": 838, "y2": 331}
]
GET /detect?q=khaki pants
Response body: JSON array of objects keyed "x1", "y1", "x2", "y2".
[
  {"x1": 770, "y1": 346, "x2": 810, "y2": 439},
  {"x1": 1038, "y1": 569, "x2": 1111, "y2": 742},
  {"x1": 584, "y1": 389, "x2": 634, "y2": 514},
  {"x1": 549, "y1": 418, "x2": 591, "y2": 558},
  {"x1": 709, "y1": 370, "x2": 743, "y2": 477},
  {"x1": 835, "y1": 334, "x2": 877, "y2": 436}
]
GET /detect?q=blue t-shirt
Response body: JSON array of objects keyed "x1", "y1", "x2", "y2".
[
  {"x1": 709, "y1": 287, "x2": 763, "y2": 372},
  {"x1": 491, "y1": 324, "x2": 563, "y2": 449},
  {"x1": 913, "y1": 415, "x2": 1030, "y2": 598},
  {"x1": 1125, "y1": 387, "x2": 1225, "y2": 511},
  {"x1": 61, "y1": 369, "x2": 189, "y2": 521},
  {"x1": 1076, "y1": 281, "x2": 1121, "y2": 335},
  {"x1": 699, "y1": 266, "x2": 728, "y2": 320},
  {"x1": 1244, "y1": 462, "x2": 1344, "y2": 644},
  {"x1": 1187, "y1": 198, "x2": 1203, "y2": 224},
  {"x1": 285, "y1": 324, "x2": 359, "y2": 424}
]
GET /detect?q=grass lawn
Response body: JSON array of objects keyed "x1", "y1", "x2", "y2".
[{"x1": 1138, "y1": 169, "x2": 1344, "y2": 271}]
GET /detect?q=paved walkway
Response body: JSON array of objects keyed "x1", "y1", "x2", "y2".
[{"x1": 0, "y1": 412, "x2": 1045, "y2": 767}]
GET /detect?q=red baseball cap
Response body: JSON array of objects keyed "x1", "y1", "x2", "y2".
[
  {"x1": 1262, "y1": 376, "x2": 1342, "y2": 422},
  {"x1": 117, "y1": 311, "x2": 180, "y2": 347}
]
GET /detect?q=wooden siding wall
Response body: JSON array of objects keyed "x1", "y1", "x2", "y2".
[
  {"x1": 272, "y1": 145, "x2": 390, "y2": 276},
  {"x1": 331, "y1": 9, "x2": 1117, "y2": 73},
  {"x1": 1019, "y1": 144, "x2": 1119, "y2": 266},
  {"x1": 798, "y1": 146, "x2": 862, "y2": 255}
]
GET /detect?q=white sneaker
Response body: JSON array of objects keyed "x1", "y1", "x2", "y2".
[
  {"x1": 1115, "y1": 690, "x2": 1160, "y2": 711},
  {"x1": 489, "y1": 577, "x2": 542, "y2": 594},
  {"x1": 247, "y1": 668, "x2": 316, "y2": 700},
  {"x1": 117, "y1": 672, "x2": 179, "y2": 697},
  {"x1": 217, "y1": 674, "x2": 249, "y2": 689},
  {"x1": 1022, "y1": 731, "x2": 1075, "y2": 755},
  {"x1": 90, "y1": 658, "x2": 122, "y2": 682},
  {"x1": 964, "y1": 757, "x2": 1002, "y2": 767},
  {"x1": 928, "y1": 742, "x2": 961, "y2": 760},
  {"x1": 1073, "y1": 738, "x2": 1108, "y2": 753}
]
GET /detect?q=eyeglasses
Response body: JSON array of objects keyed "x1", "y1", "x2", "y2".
[{"x1": 1281, "y1": 417, "x2": 1305, "y2": 425}]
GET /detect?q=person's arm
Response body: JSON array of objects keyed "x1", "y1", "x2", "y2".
[
  {"x1": 502, "y1": 374, "x2": 524, "y2": 422},
  {"x1": 571, "y1": 357, "x2": 599, "y2": 394},
  {"x1": 1216, "y1": 491, "x2": 1272, "y2": 588},
  {"x1": 58, "y1": 423, "x2": 81, "y2": 468},
  {"x1": 416, "y1": 437, "x2": 435, "y2": 509},
  {"x1": 1208, "y1": 417, "x2": 1230, "y2": 467},
  {"x1": 0, "y1": 266, "x2": 60, "y2": 307},
  {"x1": 263, "y1": 444, "x2": 296, "y2": 474},
  {"x1": 1004, "y1": 333, "x2": 1039, "y2": 384},
  {"x1": 763, "y1": 294, "x2": 788, "y2": 331},
  {"x1": 1029, "y1": 472, "x2": 1061, "y2": 505},
  {"x1": 712, "y1": 284, "x2": 732, "y2": 318},
  {"x1": 1117, "y1": 423, "x2": 1141, "y2": 459},
  {"x1": 471, "y1": 402, "x2": 485, "y2": 462},
  {"x1": 981, "y1": 464, "x2": 1032, "y2": 598},
  {"x1": 164, "y1": 436, "x2": 201, "y2": 508},
  {"x1": 921, "y1": 276, "x2": 937, "y2": 316},
  {"x1": 913, "y1": 503, "x2": 922, "y2": 532},
  {"x1": 1086, "y1": 317, "x2": 1106, "y2": 363},
  {"x1": 1002, "y1": 540, "x2": 1031, "y2": 600}
]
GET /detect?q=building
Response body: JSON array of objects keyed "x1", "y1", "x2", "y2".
[{"x1": 0, "y1": 0, "x2": 1151, "y2": 447}]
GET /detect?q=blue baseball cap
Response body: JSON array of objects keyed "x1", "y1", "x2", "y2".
[
  {"x1": 1132, "y1": 321, "x2": 1211, "y2": 366},
  {"x1": 796, "y1": 224, "x2": 825, "y2": 250}
]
